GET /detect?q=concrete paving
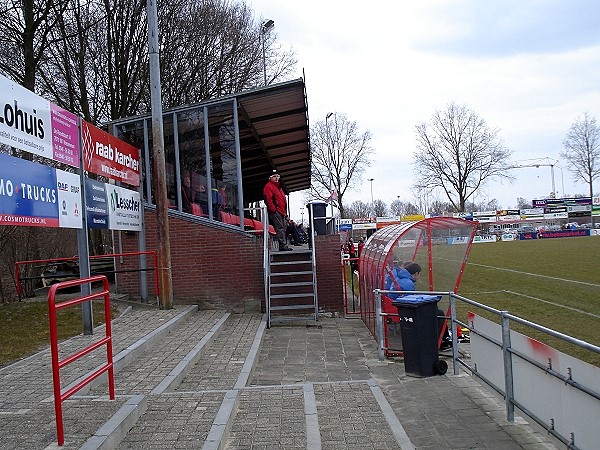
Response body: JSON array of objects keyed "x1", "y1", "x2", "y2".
[{"x1": 0, "y1": 304, "x2": 559, "y2": 449}]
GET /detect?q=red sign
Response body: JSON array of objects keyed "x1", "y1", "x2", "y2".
[{"x1": 81, "y1": 120, "x2": 140, "y2": 186}]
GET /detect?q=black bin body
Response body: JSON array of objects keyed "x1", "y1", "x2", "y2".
[
  {"x1": 307, "y1": 201, "x2": 328, "y2": 235},
  {"x1": 392, "y1": 295, "x2": 442, "y2": 377}
]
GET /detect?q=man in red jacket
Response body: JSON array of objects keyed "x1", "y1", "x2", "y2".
[{"x1": 263, "y1": 171, "x2": 292, "y2": 251}]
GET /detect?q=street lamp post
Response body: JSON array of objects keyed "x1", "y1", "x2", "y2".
[
  {"x1": 368, "y1": 178, "x2": 374, "y2": 214},
  {"x1": 300, "y1": 209, "x2": 304, "y2": 226},
  {"x1": 325, "y1": 112, "x2": 334, "y2": 221},
  {"x1": 261, "y1": 19, "x2": 275, "y2": 86}
]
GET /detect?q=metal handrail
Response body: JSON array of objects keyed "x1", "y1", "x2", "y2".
[
  {"x1": 47, "y1": 275, "x2": 115, "y2": 446},
  {"x1": 15, "y1": 251, "x2": 159, "y2": 301},
  {"x1": 373, "y1": 288, "x2": 600, "y2": 449}
]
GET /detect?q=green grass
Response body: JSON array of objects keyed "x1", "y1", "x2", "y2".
[
  {"x1": 0, "y1": 299, "x2": 118, "y2": 368},
  {"x1": 456, "y1": 236, "x2": 600, "y2": 366}
]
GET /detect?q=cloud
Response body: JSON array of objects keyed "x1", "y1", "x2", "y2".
[
  {"x1": 249, "y1": 0, "x2": 600, "y2": 218},
  {"x1": 416, "y1": 0, "x2": 600, "y2": 56}
]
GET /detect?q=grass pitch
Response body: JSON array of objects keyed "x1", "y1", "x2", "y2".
[{"x1": 458, "y1": 236, "x2": 599, "y2": 366}]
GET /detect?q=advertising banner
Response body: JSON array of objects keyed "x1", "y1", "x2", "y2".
[
  {"x1": 85, "y1": 178, "x2": 109, "y2": 229},
  {"x1": 50, "y1": 104, "x2": 80, "y2": 167},
  {"x1": 106, "y1": 184, "x2": 142, "y2": 231},
  {"x1": 56, "y1": 170, "x2": 83, "y2": 228},
  {"x1": 337, "y1": 218, "x2": 352, "y2": 231},
  {"x1": 473, "y1": 210, "x2": 497, "y2": 223},
  {"x1": 376, "y1": 216, "x2": 401, "y2": 229},
  {"x1": 452, "y1": 212, "x2": 473, "y2": 220},
  {"x1": 567, "y1": 204, "x2": 591, "y2": 218},
  {"x1": 402, "y1": 214, "x2": 425, "y2": 222},
  {"x1": 352, "y1": 217, "x2": 377, "y2": 230},
  {"x1": 473, "y1": 235, "x2": 497, "y2": 243},
  {"x1": 0, "y1": 152, "x2": 82, "y2": 228},
  {"x1": 0, "y1": 74, "x2": 80, "y2": 167},
  {"x1": 82, "y1": 120, "x2": 140, "y2": 186},
  {"x1": 540, "y1": 229, "x2": 588, "y2": 239}
]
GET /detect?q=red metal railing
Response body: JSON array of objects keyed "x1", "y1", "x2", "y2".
[
  {"x1": 47, "y1": 275, "x2": 115, "y2": 446},
  {"x1": 15, "y1": 250, "x2": 159, "y2": 300}
]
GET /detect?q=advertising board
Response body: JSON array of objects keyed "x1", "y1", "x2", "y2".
[
  {"x1": 82, "y1": 120, "x2": 140, "y2": 187},
  {"x1": 106, "y1": 184, "x2": 142, "y2": 231},
  {"x1": 0, "y1": 74, "x2": 80, "y2": 167},
  {"x1": 0, "y1": 152, "x2": 82, "y2": 228}
]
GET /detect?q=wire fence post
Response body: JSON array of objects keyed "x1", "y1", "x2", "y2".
[{"x1": 501, "y1": 311, "x2": 515, "y2": 422}]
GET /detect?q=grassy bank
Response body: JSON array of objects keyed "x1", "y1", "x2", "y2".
[{"x1": 0, "y1": 299, "x2": 118, "y2": 368}]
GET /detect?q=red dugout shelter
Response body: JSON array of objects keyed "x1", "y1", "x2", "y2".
[{"x1": 358, "y1": 217, "x2": 478, "y2": 356}]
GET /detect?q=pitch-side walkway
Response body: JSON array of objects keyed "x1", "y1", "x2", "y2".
[{"x1": 0, "y1": 304, "x2": 558, "y2": 449}]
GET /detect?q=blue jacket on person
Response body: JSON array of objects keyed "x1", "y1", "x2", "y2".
[{"x1": 385, "y1": 268, "x2": 416, "y2": 299}]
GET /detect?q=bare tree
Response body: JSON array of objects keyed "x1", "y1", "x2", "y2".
[
  {"x1": 390, "y1": 199, "x2": 419, "y2": 217},
  {"x1": 0, "y1": 0, "x2": 70, "y2": 90},
  {"x1": 1, "y1": 0, "x2": 297, "y2": 123},
  {"x1": 561, "y1": 111, "x2": 600, "y2": 199},
  {"x1": 428, "y1": 199, "x2": 454, "y2": 216},
  {"x1": 372, "y1": 199, "x2": 387, "y2": 217},
  {"x1": 413, "y1": 102, "x2": 513, "y2": 212},
  {"x1": 515, "y1": 197, "x2": 531, "y2": 210},
  {"x1": 345, "y1": 200, "x2": 371, "y2": 219},
  {"x1": 310, "y1": 113, "x2": 374, "y2": 218}
]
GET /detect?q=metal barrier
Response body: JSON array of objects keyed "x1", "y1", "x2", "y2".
[
  {"x1": 15, "y1": 250, "x2": 159, "y2": 300},
  {"x1": 47, "y1": 275, "x2": 115, "y2": 446},
  {"x1": 373, "y1": 289, "x2": 600, "y2": 449}
]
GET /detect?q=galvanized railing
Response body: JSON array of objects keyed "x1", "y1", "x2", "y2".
[{"x1": 373, "y1": 288, "x2": 600, "y2": 450}]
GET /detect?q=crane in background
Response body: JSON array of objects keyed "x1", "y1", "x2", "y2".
[{"x1": 509, "y1": 157, "x2": 565, "y2": 199}]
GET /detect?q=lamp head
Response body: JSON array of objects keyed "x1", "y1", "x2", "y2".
[{"x1": 262, "y1": 19, "x2": 275, "y2": 32}]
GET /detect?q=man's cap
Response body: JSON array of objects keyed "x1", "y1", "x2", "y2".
[{"x1": 269, "y1": 170, "x2": 279, "y2": 178}]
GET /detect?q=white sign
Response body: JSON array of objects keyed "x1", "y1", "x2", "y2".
[
  {"x1": 56, "y1": 170, "x2": 82, "y2": 228},
  {"x1": 106, "y1": 184, "x2": 142, "y2": 231},
  {"x1": 0, "y1": 76, "x2": 52, "y2": 159},
  {"x1": 473, "y1": 235, "x2": 497, "y2": 243}
]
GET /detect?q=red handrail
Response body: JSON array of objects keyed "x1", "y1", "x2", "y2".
[
  {"x1": 47, "y1": 275, "x2": 115, "y2": 446},
  {"x1": 15, "y1": 250, "x2": 159, "y2": 300}
]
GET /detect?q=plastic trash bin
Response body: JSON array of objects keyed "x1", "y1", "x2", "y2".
[{"x1": 392, "y1": 295, "x2": 448, "y2": 377}]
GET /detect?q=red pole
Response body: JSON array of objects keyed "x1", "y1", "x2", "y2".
[
  {"x1": 48, "y1": 285, "x2": 65, "y2": 446},
  {"x1": 152, "y1": 250, "x2": 159, "y2": 299},
  {"x1": 103, "y1": 277, "x2": 115, "y2": 400},
  {"x1": 15, "y1": 261, "x2": 22, "y2": 301}
]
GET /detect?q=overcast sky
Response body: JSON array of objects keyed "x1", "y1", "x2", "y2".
[{"x1": 249, "y1": 0, "x2": 600, "y2": 221}]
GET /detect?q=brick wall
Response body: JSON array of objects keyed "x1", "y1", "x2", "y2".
[
  {"x1": 117, "y1": 210, "x2": 265, "y2": 311},
  {"x1": 314, "y1": 234, "x2": 344, "y2": 313},
  {"x1": 117, "y1": 207, "x2": 345, "y2": 313}
]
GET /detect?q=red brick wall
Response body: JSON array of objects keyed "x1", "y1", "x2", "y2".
[
  {"x1": 117, "y1": 207, "x2": 344, "y2": 313},
  {"x1": 117, "y1": 209, "x2": 265, "y2": 311},
  {"x1": 314, "y1": 234, "x2": 344, "y2": 313}
]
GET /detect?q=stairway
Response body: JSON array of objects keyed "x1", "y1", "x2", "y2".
[{"x1": 266, "y1": 246, "x2": 318, "y2": 327}]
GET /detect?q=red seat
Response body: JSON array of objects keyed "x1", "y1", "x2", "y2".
[
  {"x1": 191, "y1": 203, "x2": 204, "y2": 216},
  {"x1": 220, "y1": 211, "x2": 231, "y2": 223},
  {"x1": 228, "y1": 214, "x2": 238, "y2": 226}
]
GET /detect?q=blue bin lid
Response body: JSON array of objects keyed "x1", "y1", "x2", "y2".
[{"x1": 391, "y1": 294, "x2": 441, "y2": 306}]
